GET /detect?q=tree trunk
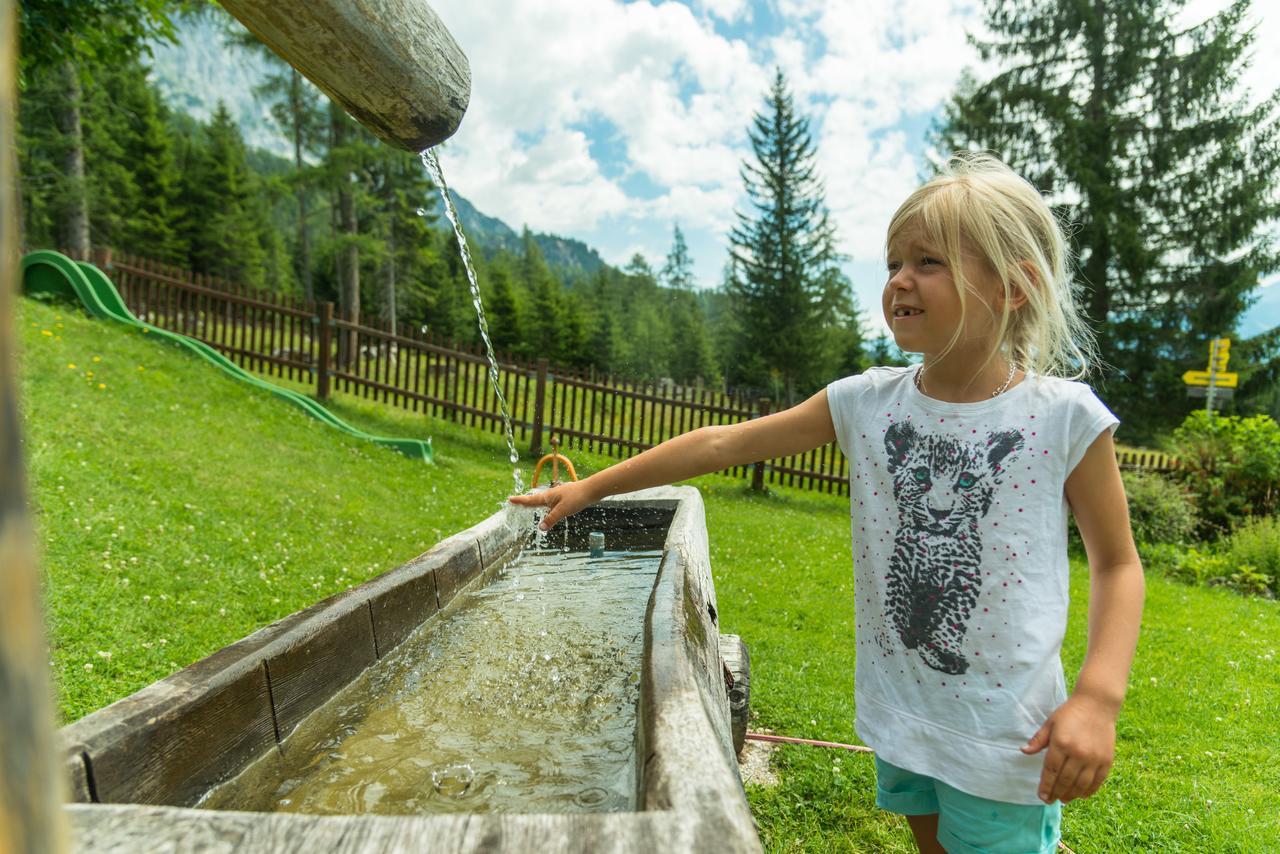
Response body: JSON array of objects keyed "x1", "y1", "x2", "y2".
[
  {"x1": 385, "y1": 225, "x2": 397, "y2": 333},
  {"x1": 340, "y1": 173, "x2": 359, "y2": 365},
  {"x1": 1, "y1": 3, "x2": 68, "y2": 848},
  {"x1": 292, "y1": 69, "x2": 313, "y2": 302},
  {"x1": 56, "y1": 59, "x2": 89, "y2": 258}
]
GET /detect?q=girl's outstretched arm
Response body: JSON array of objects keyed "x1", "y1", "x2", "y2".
[
  {"x1": 509, "y1": 388, "x2": 837, "y2": 529},
  {"x1": 1022, "y1": 428, "x2": 1145, "y2": 804}
]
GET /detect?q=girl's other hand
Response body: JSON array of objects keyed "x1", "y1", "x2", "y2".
[
  {"x1": 1020, "y1": 693, "x2": 1117, "y2": 804},
  {"x1": 508, "y1": 479, "x2": 597, "y2": 530}
]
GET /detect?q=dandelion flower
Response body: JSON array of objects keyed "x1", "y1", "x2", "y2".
[
  {"x1": 67, "y1": 363, "x2": 76, "y2": 370},
  {"x1": 41, "y1": 329, "x2": 53, "y2": 336},
  {"x1": 98, "y1": 383, "x2": 106, "y2": 390},
  {"x1": 92, "y1": 356, "x2": 101, "y2": 362}
]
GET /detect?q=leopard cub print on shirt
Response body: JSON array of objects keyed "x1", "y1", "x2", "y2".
[{"x1": 881, "y1": 421, "x2": 1024, "y2": 675}]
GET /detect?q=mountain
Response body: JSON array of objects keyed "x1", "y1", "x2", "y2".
[
  {"x1": 148, "y1": 12, "x2": 607, "y2": 280},
  {"x1": 440, "y1": 194, "x2": 607, "y2": 278}
]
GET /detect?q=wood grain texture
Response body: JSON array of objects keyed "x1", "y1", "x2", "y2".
[
  {"x1": 218, "y1": 0, "x2": 470, "y2": 151},
  {"x1": 65, "y1": 803, "x2": 747, "y2": 853},
  {"x1": 720, "y1": 634, "x2": 751, "y2": 757},
  {"x1": 429, "y1": 533, "x2": 484, "y2": 607},
  {"x1": 264, "y1": 599, "x2": 377, "y2": 741},
  {"x1": 365, "y1": 563, "x2": 439, "y2": 658},
  {"x1": 1, "y1": 2, "x2": 69, "y2": 846},
  {"x1": 86, "y1": 660, "x2": 276, "y2": 806}
]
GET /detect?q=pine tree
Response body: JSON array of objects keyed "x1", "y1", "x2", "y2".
[
  {"x1": 179, "y1": 102, "x2": 267, "y2": 287},
  {"x1": 521, "y1": 228, "x2": 563, "y2": 360},
  {"x1": 18, "y1": 0, "x2": 177, "y2": 256},
  {"x1": 728, "y1": 69, "x2": 842, "y2": 405},
  {"x1": 934, "y1": 0, "x2": 1280, "y2": 439},
  {"x1": 227, "y1": 15, "x2": 326, "y2": 299},
  {"x1": 113, "y1": 60, "x2": 184, "y2": 261},
  {"x1": 486, "y1": 263, "x2": 524, "y2": 355},
  {"x1": 660, "y1": 224, "x2": 696, "y2": 290}
]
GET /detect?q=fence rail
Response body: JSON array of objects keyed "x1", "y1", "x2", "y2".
[{"x1": 96, "y1": 249, "x2": 1175, "y2": 492}]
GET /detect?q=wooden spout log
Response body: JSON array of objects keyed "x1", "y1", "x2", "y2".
[{"x1": 218, "y1": 0, "x2": 470, "y2": 151}]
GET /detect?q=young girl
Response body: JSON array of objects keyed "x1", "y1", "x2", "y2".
[{"x1": 510, "y1": 152, "x2": 1144, "y2": 854}]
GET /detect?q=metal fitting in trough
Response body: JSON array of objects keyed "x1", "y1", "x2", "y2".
[
  {"x1": 218, "y1": 0, "x2": 470, "y2": 151},
  {"x1": 60, "y1": 487, "x2": 761, "y2": 852}
]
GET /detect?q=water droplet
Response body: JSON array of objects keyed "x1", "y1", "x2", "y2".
[
  {"x1": 574, "y1": 787, "x2": 609, "y2": 807},
  {"x1": 431, "y1": 764, "x2": 474, "y2": 798},
  {"x1": 415, "y1": 207, "x2": 427, "y2": 217}
]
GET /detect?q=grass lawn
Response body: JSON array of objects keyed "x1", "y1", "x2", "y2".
[{"x1": 18, "y1": 296, "x2": 1280, "y2": 851}]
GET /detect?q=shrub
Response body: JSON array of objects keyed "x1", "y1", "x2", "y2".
[
  {"x1": 1169, "y1": 411, "x2": 1280, "y2": 538},
  {"x1": 1219, "y1": 515, "x2": 1280, "y2": 597},
  {"x1": 1137, "y1": 517, "x2": 1280, "y2": 598},
  {"x1": 1069, "y1": 470, "x2": 1198, "y2": 551}
]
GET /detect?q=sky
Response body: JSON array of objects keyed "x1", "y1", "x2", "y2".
[{"x1": 426, "y1": 0, "x2": 1280, "y2": 339}]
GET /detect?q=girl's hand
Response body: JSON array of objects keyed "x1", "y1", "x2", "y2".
[
  {"x1": 1020, "y1": 693, "x2": 1117, "y2": 804},
  {"x1": 508, "y1": 479, "x2": 598, "y2": 530}
]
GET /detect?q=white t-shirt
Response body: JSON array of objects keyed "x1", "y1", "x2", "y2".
[{"x1": 826, "y1": 365, "x2": 1120, "y2": 804}]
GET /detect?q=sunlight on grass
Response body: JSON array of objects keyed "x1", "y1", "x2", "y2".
[{"x1": 17, "y1": 296, "x2": 1280, "y2": 850}]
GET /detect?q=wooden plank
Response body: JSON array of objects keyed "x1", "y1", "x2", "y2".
[
  {"x1": 74, "y1": 657, "x2": 276, "y2": 807},
  {"x1": 429, "y1": 534, "x2": 484, "y2": 607},
  {"x1": 264, "y1": 599, "x2": 377, "y2": 742}
]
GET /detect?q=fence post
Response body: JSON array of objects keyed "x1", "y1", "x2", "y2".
[
  {"x1": 316, "y1": 301, "x2": 333, "y2": 401},
  {"x1": 751, "y1": 397, "x2": 772, "y2": 492},
  {"x1": 530, "y1": 358, "x2": 549, "y2": 457}
]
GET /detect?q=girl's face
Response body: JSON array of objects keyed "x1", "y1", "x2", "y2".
[{"x1": 882, "y1": 229, "x2": 1003, "y2": 358}]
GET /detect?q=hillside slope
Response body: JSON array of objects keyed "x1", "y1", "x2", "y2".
[{"x1": 18, "y1": 296, "x2": 510, "y2": 720}]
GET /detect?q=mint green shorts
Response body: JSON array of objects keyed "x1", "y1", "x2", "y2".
[{"x1": 875, "y1": 756, "x2": 1062, "y2": 854}]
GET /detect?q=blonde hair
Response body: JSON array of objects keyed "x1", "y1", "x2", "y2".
[{"x1": 886, "y1": 151, "x2": 1100, "y2": 383}]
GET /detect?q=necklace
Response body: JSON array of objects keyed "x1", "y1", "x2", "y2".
[{"x1": 914, "y1": 361, "x2": 1018, "y2": 399}]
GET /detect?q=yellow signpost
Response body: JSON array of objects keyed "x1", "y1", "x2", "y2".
[{"x1": 1183, "y1": 338, "x2": 1236, "y2": 410}]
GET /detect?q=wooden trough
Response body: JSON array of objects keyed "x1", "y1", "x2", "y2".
[{"x1": 59, "y1": 486, "x2": 761, "y2": 852}]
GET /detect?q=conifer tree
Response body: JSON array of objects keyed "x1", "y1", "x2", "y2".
[
  {"x1": 179, "y1": 102, "x2": 267, "y2": 287},
  {"x1": 521, "y1": 228, "x2": 563, "y2": 360},
  {"x1": 113, "y1": 61, "x2": 184, "y2": 261},
  {"x1": 934, "y1": 0, "x2": 1280, "y2": 438},
  {"x1": 660, "y1": 224, "x2": 695, "y2": 290},
  {"x1": 728, "y1": 69, "x2": 843, "y2": 405},
  {"x1": 486, "y1": 264, "x2": 524, "y2": 356},
  {"x1": 18, "y1": 0, "x2": 176, "y2": 255},
  {"x1": 227, "y1": 15, "x2": 325, "y2": 299}
]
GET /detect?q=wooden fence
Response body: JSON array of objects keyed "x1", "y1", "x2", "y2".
[{"x1": 97, "y1": 249, "x2": 1175, "y2": 492}]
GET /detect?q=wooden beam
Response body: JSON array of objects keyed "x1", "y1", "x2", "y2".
[{"x1": 217, "y1": 0, "x2": 470, "y2": 151}]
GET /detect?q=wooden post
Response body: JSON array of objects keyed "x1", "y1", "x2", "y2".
[
  {"x1": 0, "y1": 0, "x2": 68, "y2": 845},
  {"x1": 751, "y1": 398, "x2": 772, "y2": 492},
  {"x1": 530, "y1": 358, "x2": 549, "y2": 457},
  {"x1": 316, "y1": 301, "x2": 333, "y2": 401}
]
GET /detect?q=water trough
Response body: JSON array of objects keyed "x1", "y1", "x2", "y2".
[{"x1": 59, "y1": 486, "x2": 761, "y2": 852}]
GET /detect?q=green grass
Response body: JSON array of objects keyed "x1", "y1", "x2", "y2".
[{"x1": 18, "y1": 296, "x2": 1280, "y2": 850}]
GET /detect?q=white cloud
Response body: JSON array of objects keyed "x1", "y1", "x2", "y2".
[
  {"x1": 425, "y1": 0, "x2": 1277, "y2": 309},
  {"x1": 697, "y1": 0, "x2": 750, "y2": 24}
]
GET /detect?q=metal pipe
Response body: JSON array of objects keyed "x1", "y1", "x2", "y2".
[{"x1": 218, "y1": 0, "x2": 470, "y2": 151}]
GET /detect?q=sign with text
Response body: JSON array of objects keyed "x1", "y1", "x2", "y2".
[{"x1": 1183, "y1": 338, "x2": 1237, "y2": 387}]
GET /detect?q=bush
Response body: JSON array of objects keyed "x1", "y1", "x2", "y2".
[
  {"x1": 1137, "y1": 516, "x2": 1280, "y2": 598},
  {"x1": 1069, "y1": 469, "x2": 1198, "y2": 550},
  {"x1": 1169, "y1": 411, "x2": 1280, "y2": 538},
  {"x1": 1220, "y1": 515, "x2": 1280, "y2": 596}
]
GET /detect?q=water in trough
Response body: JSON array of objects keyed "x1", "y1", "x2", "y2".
[{"x1": 200, "y1": 546, "x2": 660, "y2": 815}]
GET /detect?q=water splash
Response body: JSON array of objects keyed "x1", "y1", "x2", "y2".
[{"x1": 419, "y1": 148, "x2": 524, "y2": 496}]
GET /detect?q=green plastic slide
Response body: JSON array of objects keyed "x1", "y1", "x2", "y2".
[{"x1": 21, "y1": 250, "x2": 433, "y2": 463}]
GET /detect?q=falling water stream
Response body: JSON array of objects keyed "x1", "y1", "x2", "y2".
[{"x1": 419, "y1": 149, "x2": 524, "y2": 496}]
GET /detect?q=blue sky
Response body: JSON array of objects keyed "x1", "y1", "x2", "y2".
[{"x1": 424, "y1": 0, "x2": 1279, "y2": 339}]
